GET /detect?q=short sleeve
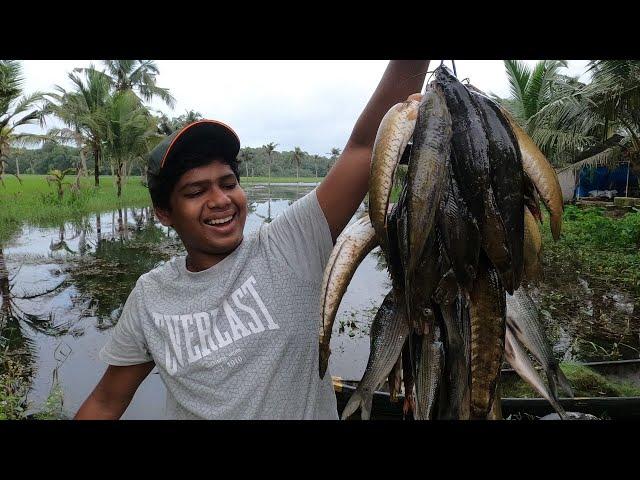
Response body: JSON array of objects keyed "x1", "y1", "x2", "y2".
[
  {"x1": 99, "y1": 283, "x2": 153, "y2": 366},
  {"x1": 263, "y1": 188, "x2": 334, "y2": 284}
]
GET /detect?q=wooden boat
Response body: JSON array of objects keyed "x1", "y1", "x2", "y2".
[{"x1": 332, "y1": 359, "x2": 640, "y2": 420}]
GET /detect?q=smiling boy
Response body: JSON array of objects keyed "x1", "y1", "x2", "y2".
[{"x1": 75, "y1": 60, "x2": 429, "y2": 420}]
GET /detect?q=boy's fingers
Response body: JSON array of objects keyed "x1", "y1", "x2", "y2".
[{"x1": 406, "y1": 93, "x2": 423, "y2": 102}]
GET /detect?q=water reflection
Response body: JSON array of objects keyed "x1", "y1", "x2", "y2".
[
  {"x1": 1, "y1": 183, "x2": 637, "y2": 419},
  {"x1": 0, "y1": 246, "x2": 70, "y2": 377}
]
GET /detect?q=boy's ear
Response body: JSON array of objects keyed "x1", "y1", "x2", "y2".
[{"x1": 154, "y1": 207, "x2": 173, "y2": 227}]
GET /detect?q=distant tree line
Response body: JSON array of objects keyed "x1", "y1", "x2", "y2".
[{"x1": 4, "y1": 142, "x2": 338, "y2": 179}]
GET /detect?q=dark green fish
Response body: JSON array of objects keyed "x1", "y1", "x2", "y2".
[
  {"x1": 469, "y1": 255, "x2": 506, "y2": 419},
  {"x1": 468, "y1": 88, "x2": 525, "y2": 293},
  {"x1": 404, "y1": 85, "x2": 451, "y2": 306},
  {"x1": 433, "y1": 66, "x2": 488, "y2": 233},
  {"x1": 436, "y1": 159, "x2": 481, "y2": 292}
]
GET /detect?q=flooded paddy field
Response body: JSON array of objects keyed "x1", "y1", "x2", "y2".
[{"x1": 0, "y1": 185, "x2": 638, "y2": 419}]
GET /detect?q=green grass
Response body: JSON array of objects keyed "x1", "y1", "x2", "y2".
[
  {"x1": 0, "y1": 174, "x2": 323, "y2": 244},
  {"x1": 501, "y1": 362, "x2": 640, "y2": 398},
  {"x1": 541, "y1": 205, "x2": 640, "y2": 296},
  {"x1": 0, "y1": 175, "x2": 151, "y2": 244}
]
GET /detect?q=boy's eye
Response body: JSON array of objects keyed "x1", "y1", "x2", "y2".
[
  {"x1": 185, "y1": 190, "x2": 203, "y2": 198},
  {"x1": 222, "y1": 183, "x2": 237, "y2": 190}
]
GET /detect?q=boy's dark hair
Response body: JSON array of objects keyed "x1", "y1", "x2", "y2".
[{"x1": 148, "y1": 139, "x2": 241, "y2": 210}]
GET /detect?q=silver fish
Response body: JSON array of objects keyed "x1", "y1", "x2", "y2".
[
  {"x1": 414, "y1": 321, "x2": 444, "y2": 420},
  {"x1": 341, "y1": 291, "x2": 409, "y2": 420},
  {"x1": 506, "y1": 287, "x2": 574, "y2": 399},
  {"x1": 505, "y1": 327, "x2": 569, "y2": 419}
]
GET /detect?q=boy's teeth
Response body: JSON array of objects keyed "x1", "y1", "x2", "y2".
[{"x1": 206, "y1": 215, "x2": 233, "y2": 225}]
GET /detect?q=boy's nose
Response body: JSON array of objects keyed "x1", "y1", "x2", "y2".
[{"x1": 206, "y1": 187, "x2": 232, "y2": 209}]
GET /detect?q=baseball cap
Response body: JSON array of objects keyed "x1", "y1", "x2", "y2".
[{"x1": 147, "y1": 119, "x2": 241, "y2": 176}]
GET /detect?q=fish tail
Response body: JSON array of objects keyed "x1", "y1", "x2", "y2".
[
  {"x1": 341, "y1": 389, "x2": 373, "y2": 420},
  {"x1": 545, "y1": 369, "x2": 562, "y2": 405},
  {"x1": 556, "y1": 365, "x2": 574, "y2": 398},
  {"x1": 360, "y1": 394, "x2": 374, "y2": 420}
]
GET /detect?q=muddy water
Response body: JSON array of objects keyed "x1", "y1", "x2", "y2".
[{"x1": 0, "y1": 184, "x2": 389, "y2": 419}]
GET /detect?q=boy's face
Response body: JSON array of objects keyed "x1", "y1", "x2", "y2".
[{"x1": 155, "y1": 159, "x2": 248, "y2": 266}]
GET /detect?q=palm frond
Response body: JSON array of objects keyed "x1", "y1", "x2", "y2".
[
  {"x1": 503, "y1": 60, "x2": 530, "y2": 122},
  {"x1": 10, "y1": 133, "x2": 47, "y2": 148},
  {"x1": 564, "y1": 146, "x2": 623, "y2": 173}
]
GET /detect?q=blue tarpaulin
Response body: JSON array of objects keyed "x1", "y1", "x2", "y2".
[{"x1": 576, "y1": 162, "x2": 638, "y2": 197}]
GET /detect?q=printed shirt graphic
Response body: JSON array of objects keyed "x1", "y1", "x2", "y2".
[{"x1": 99, "y1": 189, "x2": 338, "y2": 419}]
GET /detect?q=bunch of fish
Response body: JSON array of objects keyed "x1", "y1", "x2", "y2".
[{"x1": 319, "y1": 65, "x2": 572, "y2": 420}]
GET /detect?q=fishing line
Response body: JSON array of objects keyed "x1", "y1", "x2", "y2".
[{"x1": 426, "y1": 69, "x2": 437, "y2": 85}]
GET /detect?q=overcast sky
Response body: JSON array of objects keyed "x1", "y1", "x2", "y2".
[{"x1": 18, "y1": 60, "x2": 591, "y2": 156}]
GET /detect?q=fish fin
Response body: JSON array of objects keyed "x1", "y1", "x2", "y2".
[
  {"x1": 341, "y1": 391, "x2": 363, "y2": 420},
  {"x1": 556, "y1": 365, "x2": 574, "y2": 398},
  {"x1": 341, "y1": 389, "x2": 373, "y2": 421},
  {"x1": 360, "y1": 394, "x2": 374, "y2": 420},
  {"x1": 434, "y1": 268, "x2": 458, "y2": 305}
]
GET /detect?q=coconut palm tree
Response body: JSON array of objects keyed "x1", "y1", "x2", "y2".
[
  {"x1": 328, "y1": 147, "x2": 341, "y2": 170},
  {"x1": 579, "y1": 60, "x2": 640, "y2": 177},
  {"x1": 502, "y1": 60, "x2": 569, "y2": 128},
  {"x1": 262, "y1": 142, "x2": 278, "y2": 188},
  {"x1": 100, "y1": 90, "x2": 156, "y2": 197},
  {"x1": 312, "y1": 154, "x2": 320, "y2": 179},
  {"x1": 45, "y1": 67, "x2": 111, "y2": 187},
  {"x1": 157, "y1": 110, "x2": 203, "y2": 135},
  {"x1": 501, "y1": 60, "x2": 603, "y2": 167},
  {"x1": 78, "y1": 61, "x2": 176, "y2": 108},
  {"x1": 239, "y1": 148, "x2": 253, "y2": 178},
  {"x1": 504, "y1": 60, "x2": 640, "y2": 180},
  {"x1": 291, "y1": 146, "x2": 305, "y2": 184},
  {"x1": 0, "y1": 61, "x2": 47, "y2": 185}
]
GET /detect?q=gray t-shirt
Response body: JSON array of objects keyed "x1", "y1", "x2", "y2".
[{"x1": 99, "y1": 189, "x2": 339, "y2": 419}]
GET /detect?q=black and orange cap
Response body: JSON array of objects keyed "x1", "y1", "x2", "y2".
[{"x1": 147, "y1": 119, "x2": 240, "y2": 176}]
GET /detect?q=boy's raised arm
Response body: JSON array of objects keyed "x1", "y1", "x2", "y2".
[{"x1": 316, "y1": 60, "x2": 430, "y2": 242}]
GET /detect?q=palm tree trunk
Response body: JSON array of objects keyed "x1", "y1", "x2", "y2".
[
  {"x1": 94, "y1": 148, "x2": 100, "y2": 187},
  {"x1": 79, "y1": 148, "x2": 88, "y2": 177},
  {"x1": 96, "y1": 213, "x2": 102, "y2": 246},
  {"x1": 0, "y1": 248, "x2": 11, "y2": 328},
  {"x1": 116, "y1": 162, "x2": 123, "y2": 197},
  {"x1": 15, "y1": 157, "x2": 20, "y2": 177},
  {"x1": 118, "y1": 208, "x2": 124, "y2": 238}
]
